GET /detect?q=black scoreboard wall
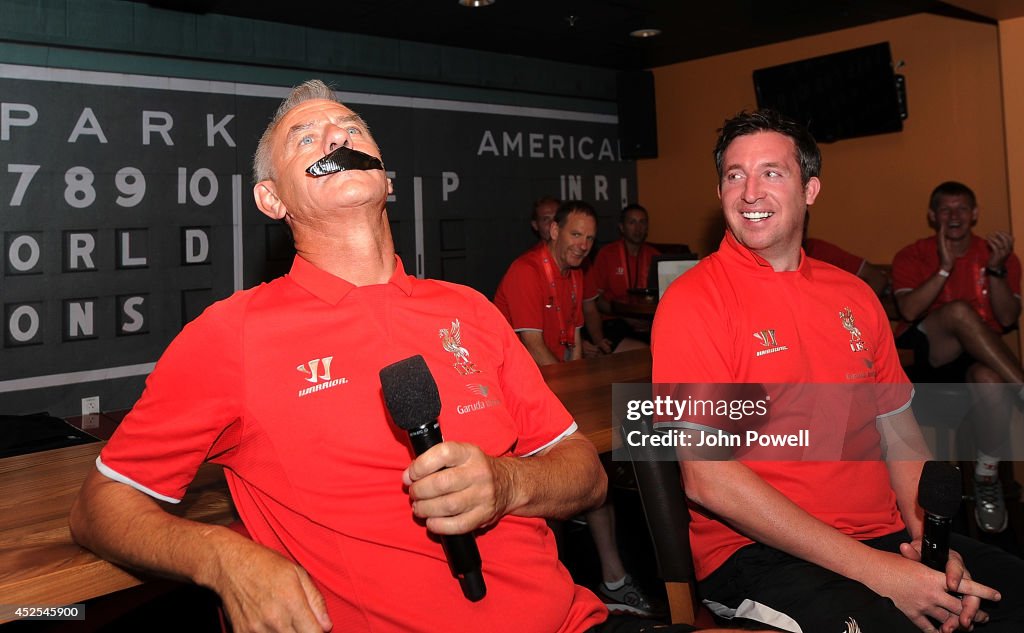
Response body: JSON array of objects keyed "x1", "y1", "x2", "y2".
[{"x1": 0, "y1": 68, "x2": 636, "y2": 417}]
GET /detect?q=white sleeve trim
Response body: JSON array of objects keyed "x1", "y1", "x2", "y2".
[
  {"x1": 523, "y1": 421, "x2": 579, "y2": 456},
  {"x1": 876, "y1": 388, "x2": 915, "y2": 419},
  {"x1": 95, "y1": 455, "x2": 182, "y2": 504},
  {"x1": 512, "y1": 326, "x2": 544, "y2": 334}
]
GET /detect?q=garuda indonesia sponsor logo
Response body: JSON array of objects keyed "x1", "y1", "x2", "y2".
[
  {"x1": 753, "y1": 329, "x2": 789, "y2": 357},
  {"x1": 457, "y1": 383, "x2": 503, "y2": 415},
  {"x1": 296, "y1": 356, "x2": 349, "y2": 397}
]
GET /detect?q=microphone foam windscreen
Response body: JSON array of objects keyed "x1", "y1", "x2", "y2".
[
  {"x1": 918, "y1": 460, "x2": 963, "y2": 518},
  {"x1": 379, "y1": 355, "x2": 442, "y2": 430}
]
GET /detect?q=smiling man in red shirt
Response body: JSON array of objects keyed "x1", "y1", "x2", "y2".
[{"x1": 652, "y1": 110, "x2": 1023, "y2": 633}]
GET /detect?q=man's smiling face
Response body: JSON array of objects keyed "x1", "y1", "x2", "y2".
[{"x1": 718, "y1": 131, "x2": 819, "y2": 269}]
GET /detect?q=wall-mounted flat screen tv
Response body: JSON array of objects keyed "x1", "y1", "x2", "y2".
[{"x1": 753, "y1": 42, "x2": 905, "y2": 143}]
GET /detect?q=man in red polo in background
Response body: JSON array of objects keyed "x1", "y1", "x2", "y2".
[
  {"x1": 892, "y1": 180, "x2": 1023, "y2": 534},
  {"x1": 584, "y1": 204, "x2": 659, "y2": 355},
  {"x1": 495, "y1": 200, "x2": 596, "y2": 365},
  {"x1": 494, "y1": 201, "x2": 661, "y2": 618}
]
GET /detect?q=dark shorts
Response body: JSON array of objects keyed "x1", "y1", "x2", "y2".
[
  {"x1": 699, "y1": 530, "x2": 1024, "y2": 632},
  {"x1": 896, "y1": 324, "x2": 975, "y2": 382}
]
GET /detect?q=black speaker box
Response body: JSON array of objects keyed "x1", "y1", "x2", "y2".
[{"x1": 617, "y1": 71, "x2": 658, "y2": 160}]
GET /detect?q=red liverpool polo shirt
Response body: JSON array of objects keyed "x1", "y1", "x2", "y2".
[
  {"x1": 494, "y1": 245, "x2": 584, "y2": 361},
  {"x1": 892, "y1": 234, "x2": 1021, "y2": 334},
  {"x1": 651, "y1": 232, "x2": 912, "y2": 580},
  {"x1": 99, "y1": 256, "x2": 604, "y2": 633}
]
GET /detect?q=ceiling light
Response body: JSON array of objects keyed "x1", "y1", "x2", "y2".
[
  {"x1": 630, "y1": 28, "x2": 661, "y2": 38},
  {"x1": 459, "y1": 0, "x2": 494, "y2": 6}
]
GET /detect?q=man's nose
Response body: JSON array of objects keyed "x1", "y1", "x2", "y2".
[
  {"x1": 742, "y1": 179, "x2": 764, "y2": 203},
  {"x1": 325, "y1": 125, "x2": 350, "y2": 152}
]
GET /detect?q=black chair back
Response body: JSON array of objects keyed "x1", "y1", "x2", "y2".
[{"x1": 620, "y1": 415, "x2": 696, "y2": 624}]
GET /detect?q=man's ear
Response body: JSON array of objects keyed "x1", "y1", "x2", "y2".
[
  {"x1": 927, "y1": 208, "x2": 937, "y2": 228},
  {"x1": 386, "y1": 177, "x2": 394, "y2": 197},
  {"x1": 548, "y1": 220, "x2": 560, "y2": 242},
  {"x1": 803, "y1": 177, "x2": 821, "y2": 206},
  {"x1": 254, "y1": 181, "x2": 287, "y2": 220}
]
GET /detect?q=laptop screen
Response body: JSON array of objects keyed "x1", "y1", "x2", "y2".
[{"x1": 650, "y1": 255, "x2": 699, "y2": 300}]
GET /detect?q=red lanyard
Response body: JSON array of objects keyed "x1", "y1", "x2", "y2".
[{"x1": 541, "y1": 255, "x2": 579, "y2": 348}]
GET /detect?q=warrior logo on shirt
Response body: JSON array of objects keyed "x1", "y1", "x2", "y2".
[
  {"x1": 296, "y1": 356, "x2": 350, "y2": 397},
  {"x1": 839, "y1": 307, "x2": 868, "y2": 352},
  {"x1": 440, "y1": 318, "x2": 481, "y2": 375},
  {"x1": 298, "y1": 356, "x2": 332, "y2": 383},
  {"x1": 753, "y1": 329, "x2": 789, "y2": 357}
]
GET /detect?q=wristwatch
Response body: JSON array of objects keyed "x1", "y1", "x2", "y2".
[{"x1": 985, "y1": 266, "x2": 1008, "y2": 278}]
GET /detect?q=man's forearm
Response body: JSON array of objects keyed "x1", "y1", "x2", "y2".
[
  {"x1": 70, "y1": 468, "x2": 246, "y2": 588},
  {"x1": 497, "y1": 433, "x2": 606, "y2": 520},
  {"x1": 517, "y1": 330, "x2": 560, "y2": 365},
  {"x1": 70, "y1": 468, "x2": 332, "y2": 632},
  {"x1": 895, "y1": 272, "x2": 947, "y2": 322},
  {"x1": 887, "y1": 458, "x2": 925, "y2": 540}
]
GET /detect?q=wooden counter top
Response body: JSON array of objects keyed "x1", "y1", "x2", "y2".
[
  {"x1": 0, "y1": 443, "x2": 234, "y2": 622},
  {"x1": 0, "y1": 348, "x2": 651, "y2": 622},
  {"x1": 540, "y1": 348, "x2": 652, "y2": 454}
]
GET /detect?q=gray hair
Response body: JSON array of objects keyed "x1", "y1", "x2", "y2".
[{"x1": 252, "y1": 79, "x2": 339, "y2": 184}]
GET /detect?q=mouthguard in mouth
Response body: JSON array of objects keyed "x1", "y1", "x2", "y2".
[{"x1": 306, "y1": 146, "x2": 384, "y2": 177}]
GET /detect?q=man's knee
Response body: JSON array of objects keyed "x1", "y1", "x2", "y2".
[
  {"x1": 934, "y1": 300, "x2": 985, "y2": 329},
  {"x1": 967, "y1": 363, "x2": 1003, "y2": 384}
]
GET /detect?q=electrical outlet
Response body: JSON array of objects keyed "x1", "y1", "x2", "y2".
[{"x1": 81, "y1": 396, "x2": 100, "y2": 416}]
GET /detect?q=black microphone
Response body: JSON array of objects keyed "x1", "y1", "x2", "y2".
[
  {"x1": 379, "y1": 355, "x2": 486, "y2": 602},
  {"x1": 917, "y1": 460, "x2": 963, "y2": 571}
]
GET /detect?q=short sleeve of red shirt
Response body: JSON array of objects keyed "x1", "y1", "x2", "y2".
[
  {"x1": 650, "y1": 261, "x2": 743, "y2": 432},
  {"x1": 470, "y1": 290, "x2": 579, "y2": 454},
  {"x1": 589, "y1": 242, "x2": 619, "y2": 298},
  {"x1": 494, "y1": 254, "x2": 546, "y2": 332},
  {"x1": 98, "y1": 296, "x2": 246, "y2": 502},
  {"x1": 804, "y1": 238, "x2": 865, "y2": 276},
  {"x1": 891, "y1": 237, "x2": 936, "y2": 295}
]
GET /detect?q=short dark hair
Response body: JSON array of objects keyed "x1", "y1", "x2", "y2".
[
  {"x1": 554, "y1": 200, "x2": 597, "y2": 227},
  {"x1": 929, "y1": 181, "x2": 976, "y2": 211},
  {"x1": 713, "y1": 109, "x2": 821, "y2": 186},
  {"x1": 620, "y1": 203, "x2": 647, "y2": 224}
]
